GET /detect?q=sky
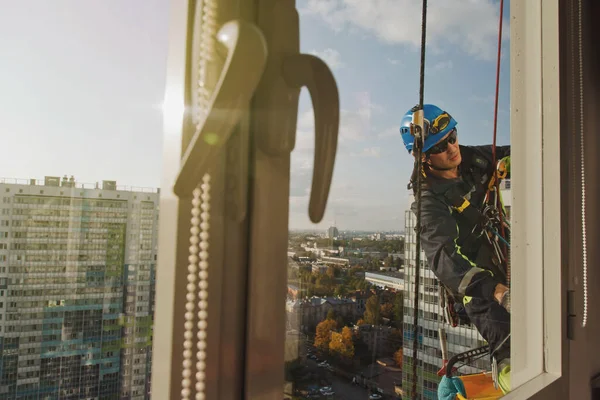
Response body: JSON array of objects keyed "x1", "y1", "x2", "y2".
[{"x1": 0, "y1": 0, "x2": 509, "y2": 231}]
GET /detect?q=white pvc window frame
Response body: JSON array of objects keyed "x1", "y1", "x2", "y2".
[
  {"x1": 152, "y1": 0, "x2": 567, "y2": 399},
  {"x1": 504, "y1": 0, "x2": 563, "y2": 397}
]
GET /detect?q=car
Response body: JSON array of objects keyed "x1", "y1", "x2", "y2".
[
  {"x1": 369, "y1": 394, "x2": 383, "y2": 400},
  {"x1": 319, "y1": 386, "x2": 332, "y2": 393}
]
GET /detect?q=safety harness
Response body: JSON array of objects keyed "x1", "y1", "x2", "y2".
[{"x1": 415, "y1": 147, "x2": 510, "y2": 329}]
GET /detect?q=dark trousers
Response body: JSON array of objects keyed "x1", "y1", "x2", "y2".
[{"x1": 464, "y1": 296, "x2": 511, "y2": 362}]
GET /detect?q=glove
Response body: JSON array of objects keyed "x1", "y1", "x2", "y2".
[
  {"x1": 497, "y1": 156, "x2": 510, "y2": 178},
  {"x1": 499, "y1": 289, "x2": 511, "y2": 313},
  {"x1": 438, "y1": 376, "x2": 466, "y2": 400}
]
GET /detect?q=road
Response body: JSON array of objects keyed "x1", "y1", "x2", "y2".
[{"x1": 303, "y1": 358, "x2": 371, "y2": 400}]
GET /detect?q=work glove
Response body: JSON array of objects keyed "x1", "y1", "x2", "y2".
[
  {"x1": 497, "y1": 156, "x2": 510, "y2": 179},
  {"x1": 438, "y1": 376, "x2": 466, "y2": 400},
  {"x1": 499, "y1": 289, "x2": 511, "y2": 313}
]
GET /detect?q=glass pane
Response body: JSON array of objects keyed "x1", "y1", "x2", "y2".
[
  {"x1": 0, "y1": 2, "x2": 166, "y2": 399},
  {"x1": 285, "y1": 1, "x2": 511, "y2": 399}
]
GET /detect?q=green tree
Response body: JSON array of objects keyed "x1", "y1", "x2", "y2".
[
  {"x1": 326, "y1": 309, "x2": 336, "y2": 321},
  {"x1": 363, "y1": 295, "x2": 381, "y2": 325},
  {"x1": 334, "y1": 285, "x2": 348, "y2": 297},
  {"x1": 327, "y1": 265, "x2": 341, "y2": 279},
  {"x1": 393, "y1": 291, "x2": 404, "y2": 326}
]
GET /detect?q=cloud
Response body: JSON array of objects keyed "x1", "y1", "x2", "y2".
[
  {"x1": 309, "y1": 48, "x2": 345, "y2": 69},
  {"x1": 469, "y1": 94, "x2": 495, "y2": 104},
  {"x1": 291, "y1": 95, "x2": 385, "y2": 202},
  {"x1": 299, "y1": 0, "x2": 509, "y2": 61},
  {"x1": 387, "y1": 57, "x2": 402, "y2": 65},
  {"x1": 428, "y1": 60, "x2": 453, "y2": 72},
  {"x1": 377, "y1": 126, "x2": 400, "y2": 139},
  {"x1": 350, "y1": 147, "x2": 381, "y2": 158}
]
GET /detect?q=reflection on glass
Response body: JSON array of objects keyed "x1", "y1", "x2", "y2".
[
  {"x1": 1, "y1": 2, "x2": 166, "y2": 398},
  {"x1": 0, "y1": 179, "x2": 159, "y2": 398}
]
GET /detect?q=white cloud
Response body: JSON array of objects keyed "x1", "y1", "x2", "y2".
[
  {"x1": 387, "y1": 57, "x2": 402, "y2": 65},
  {"x1": 377, "y1": 126, "x2": 399, "y2": 139},
  {"x1": 309, "y1": 48, "x2": 345, "y2": 69},
  {"x1": 350, "y1": 147, "x2": 381, "y2": 158},
  {"x1": 299, "y1": 0, "x2": 509, "y2": 61},
  {"x1": 469, "y1": 94, "x2": 495, "y2": 104},
  {"x1": 290, "y1": 96, "x2": 385, "y2": 203},
  {"x1": 428, "y1": 60, "x2": 453, "y2": 71}
]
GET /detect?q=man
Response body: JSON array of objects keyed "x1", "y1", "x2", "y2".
[{"x1": 399, "y1": 104, "x2": 511, "y2": 395}]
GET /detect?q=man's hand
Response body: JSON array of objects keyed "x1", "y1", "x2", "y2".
[{"x1": 494, "y1": 283, "x2": 510, "y2": 313}]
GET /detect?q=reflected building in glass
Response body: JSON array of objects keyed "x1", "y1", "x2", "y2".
[
  {"x1": 0, "y1": 176, "x2": 158, "y2": 400},
  {"x1": 401, "y1": 180, "x2": 511, "y2": 399}
]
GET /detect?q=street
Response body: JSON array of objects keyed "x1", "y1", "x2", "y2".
[{"x1": 303, "y1": 358, "x2": 371, "y2": 400}]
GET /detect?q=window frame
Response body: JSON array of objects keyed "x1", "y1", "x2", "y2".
[
  {"x1": 503, "y1": 0, "x2": 566, "y2": 398},
  {"x1": 153, "y1": 0, "x2": 573, "y2": 399}
]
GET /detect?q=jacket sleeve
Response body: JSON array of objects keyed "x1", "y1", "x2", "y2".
[{"x1": 414, "y1": 196, "x2": 502, "y2": 302}]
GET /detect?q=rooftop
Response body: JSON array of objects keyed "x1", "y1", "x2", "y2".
[
  {"x1": 365, "y1": 271, "x2": 405, "y2": 280},
  {"x1": 0, "y1": 176, "x2": 159, "y2": 193}
]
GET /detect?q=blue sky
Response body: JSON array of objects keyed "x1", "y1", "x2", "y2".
[
  {"x1": 290, "y1": 0, "x2": 511, "y2": 231},
  {"x1": 0, "y1": 0, "x2": 509, "y2": 232}
]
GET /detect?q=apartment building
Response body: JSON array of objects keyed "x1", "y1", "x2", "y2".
[{"x1": 0, "y1": 176, "x2": 158, "y2": 400}]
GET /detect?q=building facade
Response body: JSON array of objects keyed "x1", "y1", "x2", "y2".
[
  {"x1": 401, "y1": 181, "x2": 511, "y2": 399},
  {"x1": 0, "y1": 177, "x2": 158, "y2": 400}
]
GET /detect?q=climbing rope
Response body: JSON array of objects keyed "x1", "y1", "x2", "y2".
[
  {"x1": 490, "y1": 0, "x2": 510, "y2": 288},
  {"x1": 410, "y1": 1, "x2": 428, "y2": 399}
]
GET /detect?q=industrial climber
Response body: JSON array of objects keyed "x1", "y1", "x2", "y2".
[{"x1": 399, "y1": 104, "x2": 511, "y2": 395}]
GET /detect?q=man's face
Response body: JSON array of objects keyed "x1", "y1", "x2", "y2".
[{"x1": 425, "y1": 129, "x2": 461, "y2": 170}]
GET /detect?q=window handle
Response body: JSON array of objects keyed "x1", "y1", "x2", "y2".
[
  {"x1": 173, "y1": 20, "x2": 267, "y2": 196},
  {"x1": 282, "y1": 54, "x2": 339, "y2": 223}
]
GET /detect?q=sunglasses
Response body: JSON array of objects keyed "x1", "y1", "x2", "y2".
[{"x1": 427, "y1": 129, "x2": 457, "y2": 155}]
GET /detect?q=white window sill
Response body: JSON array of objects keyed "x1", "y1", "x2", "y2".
[{"x1": 502, "y1": 373, "x2": 561, "y2": 400}]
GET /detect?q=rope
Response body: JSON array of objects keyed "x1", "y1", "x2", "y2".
[
  {"x1": 491, "y1": 0, "x2": 504, "y2": 170},
  {"x1": 489, "y1": 0, "x2": 510, "y2": 289},
  {"x1": 410, "y1": 1, "x2": 428, "y2": 399}
]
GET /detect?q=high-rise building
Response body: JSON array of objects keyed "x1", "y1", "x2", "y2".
[
  {"x1": 401, "y1": 180, "x2": 511, "y2": 399},
  {"x1": 0, "y1": 176, "x2": 159, "y2": 400},
  {"x1": 327, "y1": 226, "x2": 339, "y2": 239}
]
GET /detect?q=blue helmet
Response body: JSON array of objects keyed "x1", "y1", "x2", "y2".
[{"x1": 400, "y1": 104, "x2": 457, "y2": 153}]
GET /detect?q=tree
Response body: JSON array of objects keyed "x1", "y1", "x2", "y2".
[
  {"x1": 356, "y1": 318, "x2": 366, "y2": 326},
  {"x1": 314, "y1": 319, "x2": 337, "y2": 351},
  {"x1": 326, "y1": 309, "x2": 336, "y2": 321},
  {"x1": 384, "y1": 255, "x2": 395, "y2": 269},
  {"x1": 326, "y1": 266, "x2": 340, "y2": 279},
  {"x1": 394, "y1": 348, "x2": 403, "y2": 368},
  {"x1": 334, "y1": 285, "x2": 348, "y2": 297},
  {"x1": 380, "y1": 302, "x2": 394, "y2": 320},
  {"x1": 363, "y1": 295, "x2": 381, "y2": 325},
  {"x1": 393, "y1": 291, "x2": 404, "y2": 327},
  {"x1": 329, "y1": 326, "x2": 355, "y2": 359},
  {"x1": 317, "y1": 273, "x2": 333, "y2": 288}
]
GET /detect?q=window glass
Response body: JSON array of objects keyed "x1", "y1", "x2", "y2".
[
  {"x1": 0, "y1": 2, "x2": 166, "y2": 398},
  {"x1": 284, "y1": 1, "x2": 511, "y2": 399}
]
